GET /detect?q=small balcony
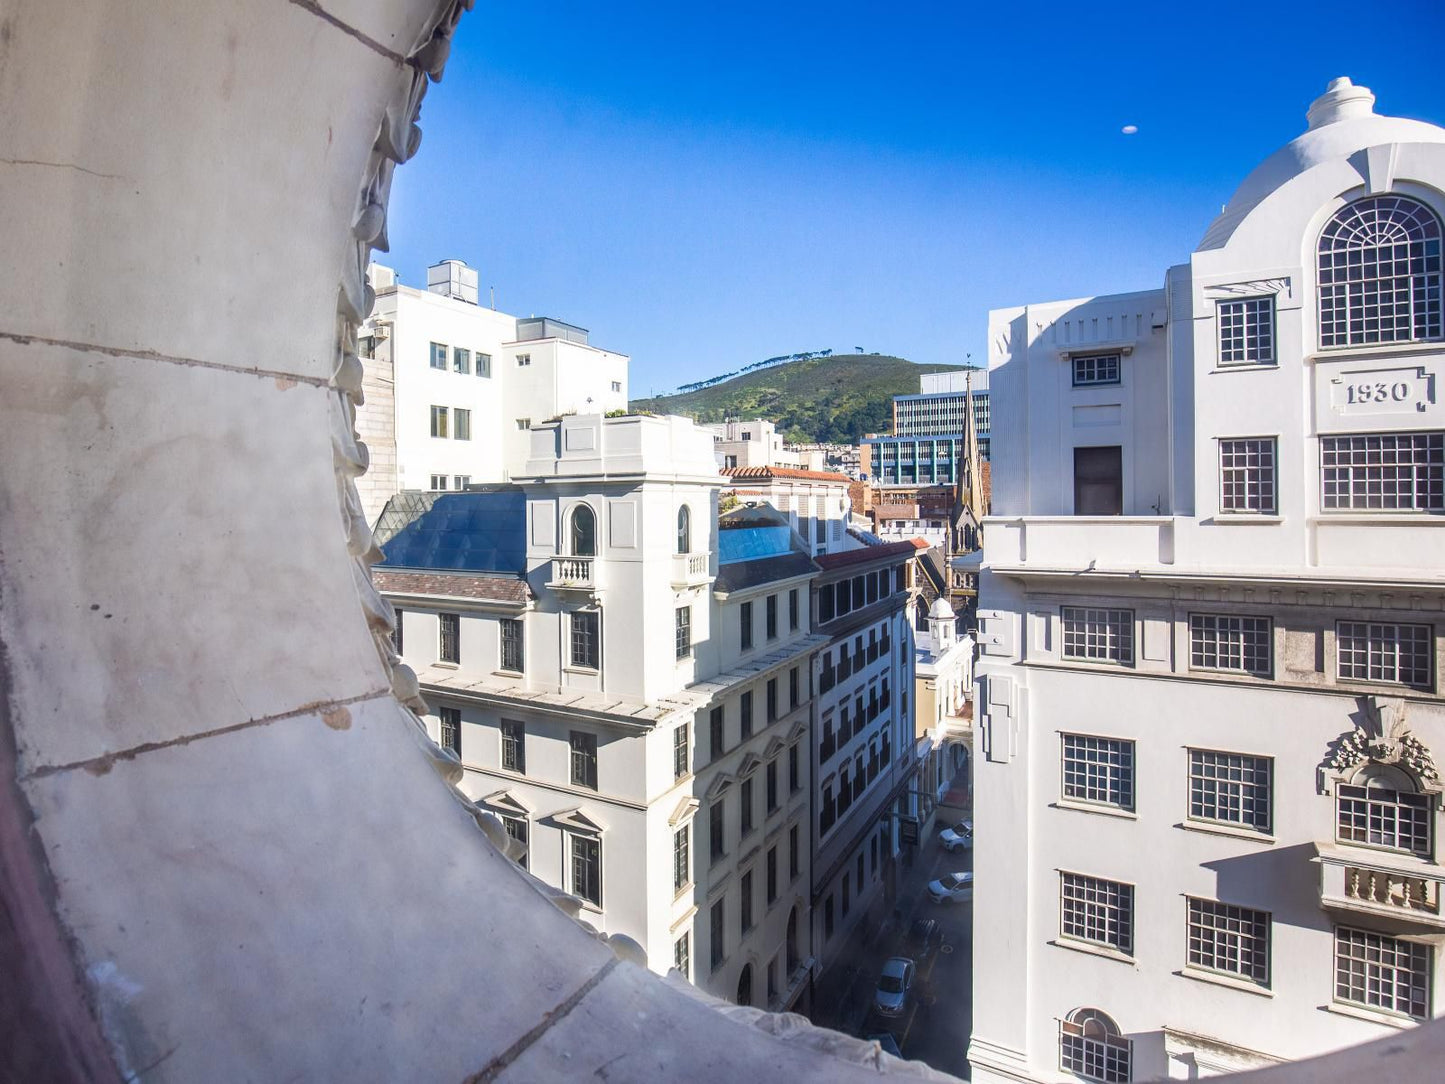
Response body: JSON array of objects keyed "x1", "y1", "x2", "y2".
[
  {"x1": 1314, "y1": 841, "x2": 1445, "y2": 931},
  {"x1": 548, "y1": 556, "x2": 595, "y2": 590},
  {"x1": 671, "y1": 551, "x2": 712, "y2": 588}
]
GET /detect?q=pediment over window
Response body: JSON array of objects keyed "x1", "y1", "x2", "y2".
[
  {"x1": 669, "y1": 795, "x2": 700, "y2": 826},
  {"x1": 785, "y1": 719, "x2": 808, "y2": 744},
  {"x1": 737, "y1": 753, "x2": 762, "y2": 777},
  {"x1": 705, "y1": 774, "x2": 734, "y2": 800},
  {"x1": 1323, "y1": 696, "x2": 1441, "y2": 794},
  {"x1": 763, "y1": 736, "x2": 786, "y2": 759},
  {"x1": 550, "y1": 807, "x2": 607, "y2": 835},
  {"x1": 481, "y1": 789, "x2": 532, "y2": 818}
]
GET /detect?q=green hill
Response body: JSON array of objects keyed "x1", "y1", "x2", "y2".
[{"x1": 630, "y1": 354, "x2": 955, "y2": 444}]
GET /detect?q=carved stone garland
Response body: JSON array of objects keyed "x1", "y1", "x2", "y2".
[{"x1": 1322, "y1": 695, "x2": 1441, "y2": 793}]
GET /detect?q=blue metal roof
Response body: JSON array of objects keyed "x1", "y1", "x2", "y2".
[{"x1": 377, "y1": 491, "x2": 527, "y2": 573}]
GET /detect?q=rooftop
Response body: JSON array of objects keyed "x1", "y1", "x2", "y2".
[{"x1": 722, "y1": 466, "x2": 854, "y2": 485}]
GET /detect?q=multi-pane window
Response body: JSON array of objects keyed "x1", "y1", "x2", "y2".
[
  {"x1": 673, "y1": 824, "x2": 690, "y2": 893},
  {"x1": 675, "y1": 606, "x2": 692, "y2": 660},
  {"x1": 453, "y1": 475, "x2": 470, "y2": 490},
  {"x1": 569, "y1": 731, "x2": 598, "y2": 790},
  {"x1": 570, "y1": 834, "x2": 601, "y2": 908},
  {"x1": 501, "y1": 618, "x2": 524, "y2": 672},
  {"x1": 788, "y1": 744, "x2": 800, "y2": 793},
  {"x1": 1321, "y1": 432, "x2": 1444, "y2": 512},
  {"x1": 476, "y1": 352, "x2": 492, "y2": 378},
  {"x1": 766, "y1": 595, "x2": 778, "y2": 640},
  {"x1": 1188, "y1": 750, "x2": 1273, "y2": 833},
  {"x1": 674, "y1": 723, "x2": 690, "y2": 781},
  {"x1": 437, "y1": 706, "x2": 460, "y2": 757},
  {"x1": 453, "y1": 346, "x2": 470, "y2": 374},
  {"x1": 1337, "y1": 775, "x2": 1431, "y2": 856},
  {"x1": 454, "y1": 407, "x2": 471, "y2": 441},
  {"x1": 740, "y1": 601, "x2": 754, "y2": 651},
  {"x1": 766, "y1": 846, "x2": 778, "y2": 904},
  {"x1": 789, "y1": 589, "x2": 799, "y2": 631},
  {"x1": 740, "y1": 778, "x2": 755, "y2": 837},
  {"x1": 1061, "y1": 607, "x2": 1134, "y2": 665},
  {"x1": 392, "y1": 608, "x2": 404, "y2": 655},
  {"x1": 1061, "y1": 735, "x2": 1134, "y2": 810},
  {"x1": 516, "y1": 353, "x2": 531, "y2": 367},
  {"x1": 766, "y1": 679, "x2": 777, "y2": 722},
  {"x1": 709, "y1": 706, "x2": 725, "y2": 759},
  {"x1": 1336, "y1": 621, "x2": 1433, "y2": 688},
  {"x1": 1059, "y1": 1010, "x2": 1131, "y2": 1084},
  {"x1": 1217, "y1": 297, "x2": 1275, "y2": 365},
  {"x1": 1187, "y1": 898, "x2": 1270, "y2": 985},
  {"x1": 1335, "y1": 926, "x2": 1431, "y2": 1018},
  {"x1": 710, "y1": 800, "x2": 725, "y2": 862},
  {"x1": 766, "y1": 759, "x2": 778, "y2": 813},
  {"x1": 1060, "y1": 873, "x2": 1134, "y2": 955},
  {"x1": 789, "y1": 668, "x2": 800, "y2": 710},
  {"x1": 1072, "y1": 353, "x2": 1121, "y2": 386},
  {"x1": 1317, "y1": 195, "x2": 1443, "y2": 348},
  {"x1": 429, "y1": 474, "x2": 448, "y2": 491},
  {"x1": 674, "y1": 932, "x2": 690, "y2": 979},
  {"x1": 502, "y1": 815, "x2": 528, "y2": 869},
  {"x1": 570, "y1": 610, "x2": 600, "y2": 670},
  {"x1": 429, "y1": 341, "x2": 448, "y2": 369},
  {"x1": 741, "y1": 870, "x2": 754, "y2": 933},
  {"x1": 740, "y1": 691, "x2": 754, "y2": 739},
  {"x1": 1190, "y1": 614, "x2": 1272, "y2": 676},
  {"x1": 1218, "y1": 438, "x2": 1277, "y2": 514},
  {"x1": 501, "y1": 720, "x2": 525, "y2": 774},
  {"x1": 429, "y1": 404, "x2": 448, "y2": 438},
  {"x1": 438, "y1": 612, "x2": 460, "y2": 664},
  {"x1": 710, "y1": 900, "x2": 725, "y2": 969}
]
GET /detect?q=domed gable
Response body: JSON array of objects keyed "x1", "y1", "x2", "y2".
[
  {"x1": 929, "y1": 596, "x2": 955, "y2": 621},
  {"x1": 1199, "y1": 78, "x2": 1445, "y2": 251}
]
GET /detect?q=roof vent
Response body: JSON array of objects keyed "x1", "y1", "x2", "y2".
[{"x1": 1306, "y1": 77, "x2": 1376, "y2": 130}]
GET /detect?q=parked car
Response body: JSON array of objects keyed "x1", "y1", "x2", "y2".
[
  {"x1": 940, "y1": 821, "x2": 973, "y2": 852},
  {"x1": 872, "y1": 956, "x2": 916, "y2": 1017},
  {"x1": 927, "y1": 871, "x2": 974, "y2": 904},
  {"x1": 905, "y1": 917, "x2": 939, "y2": 957},
  {"x1": 865, "y1": 1032, "x2": 904, "y2": 1059},
  {"x1": 936, "y1": 818, "x2": 970, "y2": 836}
]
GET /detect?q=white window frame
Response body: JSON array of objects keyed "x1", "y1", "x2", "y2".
[
  {"x1": 1061, "y1": 607, "x2": 1134, "y2": 666},
  {"x1": 1061, "y1": 734, "x2": 1134, "y2": 811},
  {"x1": 1334, "y1": 926, "x2": 1431, "y2": 1019},
  {"x1": 1336, "y1": 620, "x2": 1433, "y2": 689},
  {"x1": 516, "y1": 352, "x2": 531, "y2": 367},
  {"x1": 429, "y1": 341, "x2": 448, "y2": 370},
  {"x1": 429, "y1": 404, "x2": 448, "y2": 439},
  {"x1": 1060, "y1": 872, "x2": 1134, "y2": 955},
  {"x1": 1071, "y1": 353, "x2": 1121, "y2": 387},
  {"x1": 1320, "y1": 432, "x2": 1444, "y2": 513},
  {"x1": 454, "y1": 407, "x2": 471, "y2": 441},
  {"x1": 1059, "y1": 1009, "x2": 1131, "y2": 1084},
  {"x1": 1189, "y1": 614, "x2": 1273, "y2": 677},
  {"x1": 1216, "y1": 296, "x2": 1275, "y2": 365},
  {"x1": 1188, "y1": 749, "x2": 1273, "y2": 833},
  {"x1": 476, "y1": 352, "x2": 492, "y2": 378},
  {"x1": 567, "y1": 831, "x2": 602, "y2": 909},
  {"x1": 429, "y1": 474, "x2": 448, "y2": 492},
  {"x1": 1218, "y1": 437, "x2": 1277, "y2": 514},
  {"x1": 1186, "y1": 897, "x2": 1270, "y2": 985}
]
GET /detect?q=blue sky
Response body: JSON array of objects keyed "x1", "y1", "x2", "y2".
[{"x1": 386, "y1": 1, "x2": 1445, "y2": 397}]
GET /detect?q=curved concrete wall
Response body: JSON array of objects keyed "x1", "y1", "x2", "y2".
[{"x1": 0, "y1": 3, "x2": 1438, "y2": 1081}]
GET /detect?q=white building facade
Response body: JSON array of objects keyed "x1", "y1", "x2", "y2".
[
  {"x1": 971, "y1": 79, "x2": 1445, "y2": 1082},
  {"x1": 915, "y1": 597, "x2": 976, "y2": 813},
  {"x1": 721, "y1": 466, "x2": 859, "y2": 558},
  {"x1": 706, "y1": 418, "x2": 807, "y2": 470}
]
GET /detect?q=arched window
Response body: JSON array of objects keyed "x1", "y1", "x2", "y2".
[
  {"x1": 677, "y1": 505, "x2": 691, "y2": 555},
  {"x1": 1318, "y1": 195, "x2": 1443, "y2": 347},
  {"x1": 1060, "y1": 1008, "x2": 1131, "y2": 1083},
  {"x1": 736, "y1": 963, "x2": 752, "y2": 1007},
  {"x1": 1337, "y1": 763, "x2": 1432, "y2": 856},
  {"x1": 569, "y1": 504, "x2": 596, "y2": 557}
]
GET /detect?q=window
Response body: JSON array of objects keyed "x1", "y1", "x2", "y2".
[
  {"x1": 1060, "y1": 1008, "x2": 1131, "y2": 1084},
  {"x1": 429, "y1": 341, "x2": 447, "y2": 370},
  {"x1": 501, "y1": 720, "x2": 525, "y2": 774},
  {"x1": 1060, "y1": 872, "x2": 1133, "y2": 955},
  {"x1": 569, "y1": 504, "x2": 597, "y2": 556},
  {"x1": 1317, "y1": 195, "x2": 1443, "y2": 348},
  {"x1": 824, "y1": 895, "x2": 835, "y2": 939},
  {"x1": 570, "y1": 834, "x2": 601, "y2": 908},
  {"x1": 453, "y1": 475, "x2": 470, "y2": 490},
  {"x1": 740, "y1": 778, "x2": 754, "y2": 837},
  {"x1": 856, "y1": 853, "x2": 865, "y2": 893},
  {"x1": 676, "y1": 506, "x2": 691, "y2": 554},
  {"x1": 1189, "y1": 614, "x2": 1272, "y2": 677},
  {"x1": 1321, "y1": 432, "x2": 1444, "y2": 512},
  {"x1": 1061, "y1": 735, "x2": 1134, "y2": 810},
  {"x1": 453, "y1": 346, "x2": 470, "y2": 374},
  {"x1": 789, "y1": 589, "x2": 799, "y2": 631},
  {"x1": 710, "y1": 800, "x2": 725, "y2": 862},
  {"x1": 675, "y1": 606, "x2": 692, "y2": 660},
  {"x1": 454, "y1": 407, "x2": 471, "y2": 441},
  {"x1": 766, "y1": 760, "x2": 778, "y2": 814},
  {"x1": 1218, "y1": 438, "x2": 1276, "y2": 513},
  {"x1": 429, "y1": 404, "x2": 448, "y2": 438},
  {"x1": 429, "y1": 474, "x2": 448, "y2": 491},
  {"x1": 820, "y1": 783, "x2": 835, "y2": 835},
  {"x1": 788, "y1": 744, "x2": 800, "y2": 793},
  {"x1": 392, "y1": 608, "x2": 404, "y2": 655},
  {"x1": 1072, "y1": 353, "x2": 1121, "y2": 387},
  {"x1": 476, "y1": 352, "x2": 492, "y2": 378},
  {"x1": 515, "y1": 418, "x2": 530, "y2": 430},
  {"x1": 740, "y1": 691, "x2": 754, "y2": 739},
  {"x1": 437, "y1": 706, "x2": 460, "y2": 757},
  {"x1": 1074, "y1": 446, "x2": 1122, "y2": 515},
  {"x1": 741, "y1": 870, "x2": 754, "y2": 933},
  {"x1": 766, "y1": 847, "x2": 778, "y2": 904},
  {"x1": 766, "y1": 679, "x2": 777, "y2": 723},
  {"x1": 569, "y1": 731, "x2": 598, "y2": 790},
  {"x1": 438, "y1": 612, "x2": 460, "y2": 664},
  {"x1": 1187, "y1": 898, "x2": 1270, "y2": 985},
  {"x1": 674, "y1": 932, "x2": 690, "y2": 979},
  {"x1": 789, "y1": 668, "x2": 800, "y2": 712},
  {"x1": 740, "y1": 601, "x2": 753, "y2": 651},
  {"x1": 516, "y1": 352, "x2": 531, "y2": 366},
  {"x1": 766, "y1": 595, "x2": 778, "y2": 640},
  {"x1": 841, "y1": 873, "x2": 850, "y2": 917},
  {"x1": 789, "y1": 824, "x2": 800, "y2": 878},
  {"x1": 502, "y1": 815, "x2": 528, "y2": 869},
  {"x1": 1336, "y1": 621, "x2": 1432, "y2": 688},
  {"x1": 1337, "y1": 766, "x2": 1431, "y2": 856},
  {"x1": 673, "y1": 824, "x2": 690, "y2": 893},
  {"x1": 1218, "y1": 297, "x2": 1275, "y2": 365},
  {"x1": 818, "y1": 588, "x2": 834, "y2": 623},
  {"x1": 1061, "y1": 607, "x2": 1134, "y2": 665},
  {"x1": 709, "y1": 707, "x2": 725, "y2": 760},
  {"x1": 1189, "y1": 750, "x2": 1273, "y2": 833},
  {"x1": 711, "y1": 900, "x2": 726, "y2": 969},
  {"x1": 570, "y1": 610, "x2": 600, "y2": 670},
  {"x1": 674, "y1": 723, "x2": 690, "y2": 781},
  {"x1": 611, "y1": 380, "x2": 622, "y2": 392},
  {"x1": 1334, "y1": 926, "x2": 1431, "y2": 1019},
  {"x1": 501, "y1": 618, "x2": 524, "y2": 672}
]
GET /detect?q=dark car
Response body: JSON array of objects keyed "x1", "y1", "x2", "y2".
[{"x1": 905, "y1": 917, "x2": 939, "y2": 956}]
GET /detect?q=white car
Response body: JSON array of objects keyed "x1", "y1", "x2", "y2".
[
  {"x1": 927, "y1": 871, "x2": 974, "y2": 904},
  {"x1": 940, "y1": 821, "x2": 973, "y2": 852}
]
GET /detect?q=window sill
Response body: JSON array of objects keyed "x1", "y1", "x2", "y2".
[
  {"x1": 492, "y1": 669, "x2": 523, "y2": 678},
  {"x1": 1176, "y1": 967, "x2": 1273, "y2": 998},
  {"x1": 434, "y1": 661, "x2": 459, "y2": 670},
  {"x1": 1313, "y1": 513, "x2": 1445, "y2": 526},
  {"x1": 1308, "y1": 341, "x2": 1445, "y2": 364},
  {"x1": 1210, "y1": 514, "x2": 1283, "y2": 525},
  {"x1": 673, "y1": 883, "x2": 694, "y2": 903},
  {"x1": 1177, "y1": 819, "x2": 1275, "y2": 844},
  {"x1": 562, "y1": 665, "x2": 600, "y2": 676},
  {"x1": 1321, "y1": 1001, "x2": 1418, "y2": 1030},
  {"x1": 1050, "y1": 799, "x2": 1137, "y2": 821},
  {"x1": 1048, "y1": 938, "x2": 1135, "y2": 965},
  {"x1": 1208, "y1": 363, "x2": 1278, "y2": 375}
]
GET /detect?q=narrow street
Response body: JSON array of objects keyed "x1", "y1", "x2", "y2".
[{"x1": 809, "y1": 813, "x2": 975, "y2": 1079}]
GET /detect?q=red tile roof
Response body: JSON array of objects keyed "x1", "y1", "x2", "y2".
[
  {"x1": 721, "y1": 466, "x2": 854, "y2": 484},
  {"x1": 373, "y1": 570, "x2": 531, "y2": 604},
  {"x1": 814, "y1": 538, "x2": 927, "y2": 571}
]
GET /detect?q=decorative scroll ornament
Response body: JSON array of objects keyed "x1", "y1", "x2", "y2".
[{"x1": 1324, "y1": 696, "x2": 1441, "y2": 791}]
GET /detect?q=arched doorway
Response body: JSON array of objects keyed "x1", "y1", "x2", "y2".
[{"x1": 736, "y1": 963, "x2": 753, "y2": 1006}]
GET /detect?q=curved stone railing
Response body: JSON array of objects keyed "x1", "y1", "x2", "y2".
[{"x1": 0, "y1": 3, "x2": 1439, "y2": 1081}]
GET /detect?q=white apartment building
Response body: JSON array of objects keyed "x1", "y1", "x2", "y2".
[
  {"x1": 373, "y1": 413, "x2": 821, "y2": 1011},
  {"x1": 355, "y1": 259, "x2": 629, "y2": 523},
  {"x1": 721, "y1": 465, "x2": 858, "y2": 558},
  {"x1": 705, "y1": 418, "x2": 806, "y2": 470},
  {"x1": 971, "y1": 78, "x2": 1445, "y2": 1082},
  {"x1": 915, "y1": 598, "x2": 976, "y2": 812}
]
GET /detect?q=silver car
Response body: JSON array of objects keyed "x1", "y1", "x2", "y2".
[
  {"x1": 940, "y1": 821, "x2": 973, "y2": 852},
  {"x1": 873, "y1": 956, "x2": 915, "y2": 1017},
  {"x1": 927, "y1": 871, "x2": 974, "y2": 904}
]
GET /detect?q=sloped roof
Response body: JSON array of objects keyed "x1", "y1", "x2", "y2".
[
  {"x1": 373, "y1": 569, "x2": 531, "y2": 604},
  {"x1": 721, "y1": 466, "x2": 854, "y2": 484},
  {"x1": 815, "y1": 538, "x2": 927, "y2": 571},
  {"x1": 377, "y1": 491, "x2": 526, "y2": 573}
]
